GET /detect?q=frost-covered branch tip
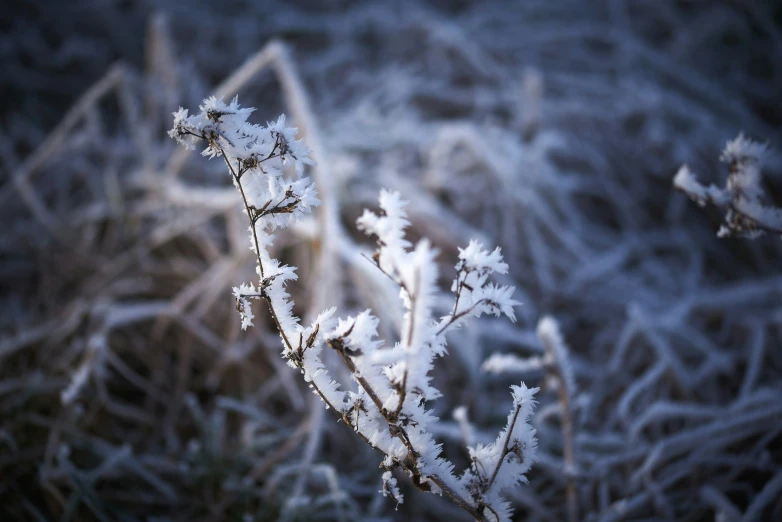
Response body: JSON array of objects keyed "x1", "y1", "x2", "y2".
[
  {"x1": 170, "y1": 98, "x2": 536, "y2": 521},
  {"x1": 481, "y1": 317, "x2": 578, "y2": 522},
  {"x1": 674, "y1": 133, "x2": 781, "y2": 238}
]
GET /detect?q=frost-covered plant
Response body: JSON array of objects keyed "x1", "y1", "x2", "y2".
[
  {"x1": 674, "y1": 134, "x2": 781, "y2": 238},
  {"x1": 482, "y1": 316, "x2": 578, "y2": 522},
  {"x1": 169, "y1": 97, "x2": 537, "y2": 521}
]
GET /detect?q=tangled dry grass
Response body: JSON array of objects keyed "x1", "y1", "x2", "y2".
[{"x1": 1, "y1": 1, "x2": 781, "y2": 521}]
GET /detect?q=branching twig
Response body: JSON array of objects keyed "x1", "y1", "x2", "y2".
[{"x1": 169, "y1": 99, "x2": 533, "y2": 521}]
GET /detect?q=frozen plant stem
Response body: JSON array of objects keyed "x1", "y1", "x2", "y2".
[
  {"x1": 537, "y1": 317, "x2": 578, "y2": 522},
  {"x1": 674, "y1": 134, "x2": 781, "y2": 238},
  {"x1": 170, "y1": 98, "x2": 537, "y2": 521}
]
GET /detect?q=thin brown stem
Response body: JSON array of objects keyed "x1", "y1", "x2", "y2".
[
  {"x1": 485, "y1": 403, "x2": 522, "y2": 494},
  {"x1": 436, "y1": 298, "x2": 490, "y2": 337},
  {"x1": 220, "y1": 150, "x2": 265, "y2": 279},
  {"x1": 540, "y1": 335, "x2": 578, "y2": 522},
  {"x1": 557, "y1": 378, "x2": 578, "y2": 522}
]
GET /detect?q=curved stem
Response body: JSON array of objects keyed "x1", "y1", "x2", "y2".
[
  {"x1": 485, "y1": 402, "x2": 522, "y2": 494},
  {"x1": 220, "y1": 151, "x2": 265, "y2": 279},
  {"x1": 195, "y1": 135, "x2": 485, "y2": 521}
]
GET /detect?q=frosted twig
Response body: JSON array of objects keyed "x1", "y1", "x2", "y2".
[
  {"x1": 169, "y1": 98, "x2": 536, "y2": 521},
  {"x1": 674, "y1": 134, "x2": 782, "y2": 238}
]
